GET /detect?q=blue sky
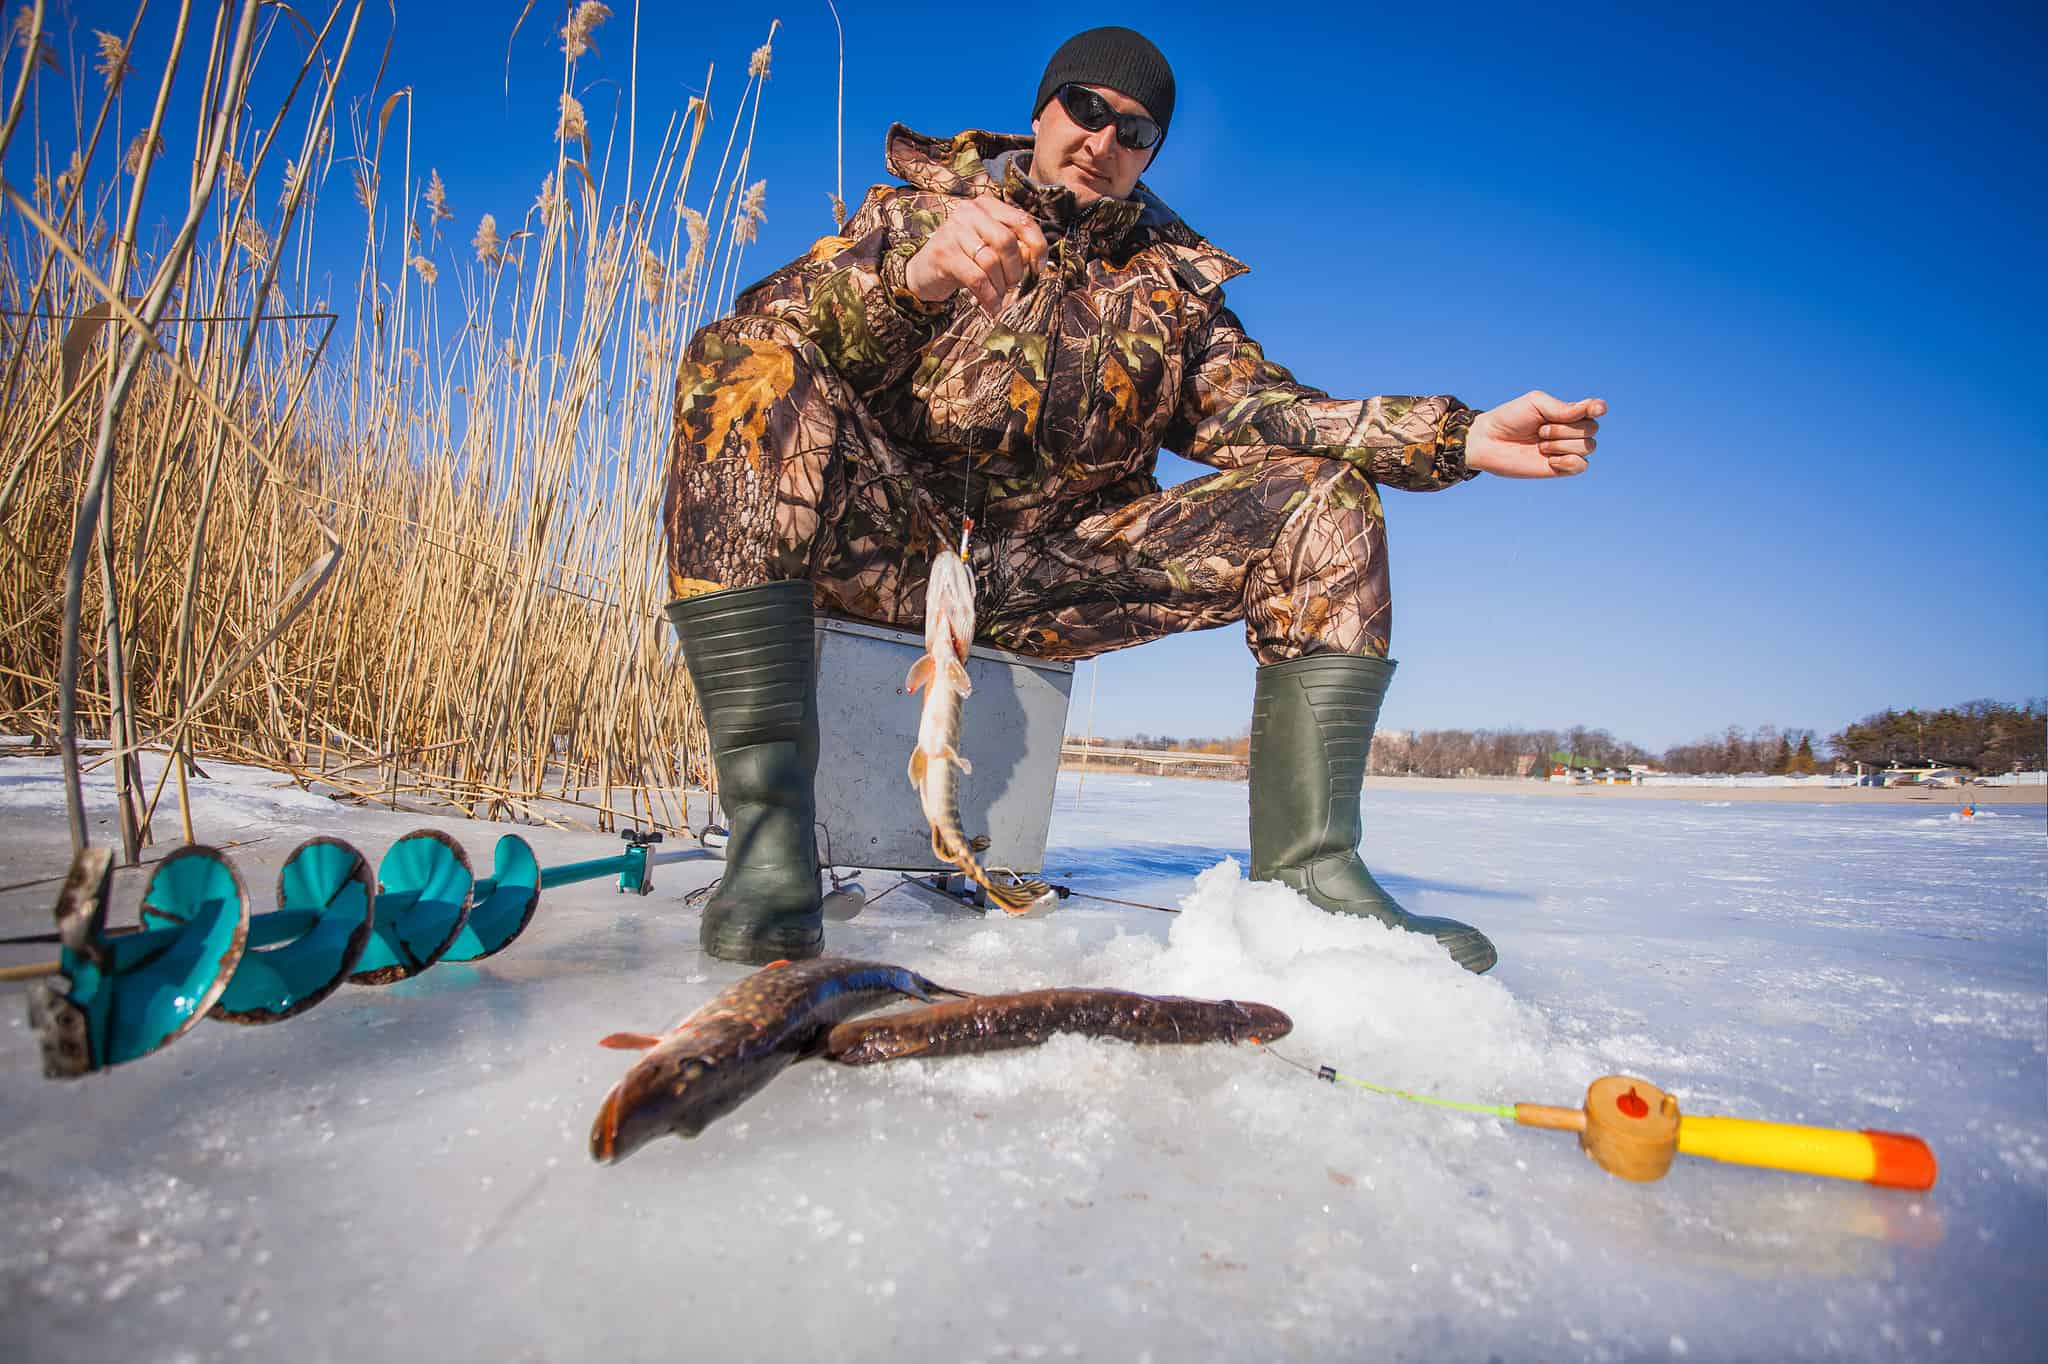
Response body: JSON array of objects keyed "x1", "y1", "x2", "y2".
[{"x1": 53, "y1": 0, "x2": 2048, "y2": 751}]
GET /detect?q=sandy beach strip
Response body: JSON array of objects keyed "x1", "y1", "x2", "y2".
[{"x1": 1363, "y1": 775, "x2": 2046, "y2": 805}]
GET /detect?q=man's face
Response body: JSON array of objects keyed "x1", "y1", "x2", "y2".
[{"x1": 1030, "y1": 83, "x2": 1155, "y2": 205}]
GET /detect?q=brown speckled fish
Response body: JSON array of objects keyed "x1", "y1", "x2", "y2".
[
  {"x1": 907, "y1": 544, "x2": 1055, "y2": 914},
  {"x1": 820, "y1": 988, "x2": 1292, "y2": 1066},
  {"x1": 590, "y1": 957, "x2": 966, "y2": 1162}
]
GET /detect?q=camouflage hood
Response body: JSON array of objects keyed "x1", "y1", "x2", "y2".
[{"x1": 881, "y1": 124, "x2": 1247, "y2": 295}]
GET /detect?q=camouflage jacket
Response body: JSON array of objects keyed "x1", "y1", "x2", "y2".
[{"x1": 730, "y1": 125, "x2": 1478, "y2": 534}]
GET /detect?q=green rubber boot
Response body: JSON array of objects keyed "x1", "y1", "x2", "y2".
[
  {"x1": 666, "y1": 581, "x2": 825, "y2": 964},
  {"x1": 1249, "y1": 653, "x2": 1498, "y2": 974}
]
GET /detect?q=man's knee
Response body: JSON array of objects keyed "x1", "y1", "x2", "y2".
[
  {"x1": 665, "y1": 323, "x2": 830, "y2": 596},
  {"x1": 1260, "y1": 457, "x2": 1387, "y2": 562},
  {"x1": 672, "y1": 321, "x2": 819, "y2": 468}
]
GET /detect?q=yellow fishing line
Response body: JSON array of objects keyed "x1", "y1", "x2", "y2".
[{"x1": 1268, "y1": 1046, "x2": 1517, "y2": 1120}]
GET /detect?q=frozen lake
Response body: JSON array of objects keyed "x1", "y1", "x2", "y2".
[{"x1": 2, "y1": 760, "x2": 2043, "y2": 1362}]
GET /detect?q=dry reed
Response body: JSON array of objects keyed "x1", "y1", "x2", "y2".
[{"x1": 0, "y1": 0, "x2": 788, "y2": 858}]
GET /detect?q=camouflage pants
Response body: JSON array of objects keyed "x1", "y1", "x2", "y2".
[{"x1": 664, "y1": 319, "x2": 1393, "y2": 664}]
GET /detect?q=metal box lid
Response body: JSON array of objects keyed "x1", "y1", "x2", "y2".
[{"x1": 812, "y1": 617, "x2": 1074, "y2": 873}]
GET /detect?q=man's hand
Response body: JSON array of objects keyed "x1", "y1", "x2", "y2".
[
  {"x1": 905, "y1": 196, "x2": 1050, "y2": 317},
  {"x1": 1464, "y1": 391, "x2": 1607, "y2": 479}
]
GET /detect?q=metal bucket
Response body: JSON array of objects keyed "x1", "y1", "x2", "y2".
[{"x1": 810, "y1": 617, "x2": 1073, "y2": 873}]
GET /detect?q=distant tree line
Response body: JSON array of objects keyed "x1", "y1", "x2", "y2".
[
  {"x1": 1657, "y1": 725, "x2": 1822, "y2": 776},
  {"x1": 1081, "y1": 700, "x2": 2044, "y2": 779},
  {"x1": 1073, "y1": 731, "x2": 1250, "y2": 757},
  {"x1": 1369, "y1": 726, "x2": 1656, "y2": 779},
  {"x1": 1827, "y1": 699, "x2": 2045, "y2": 773}
]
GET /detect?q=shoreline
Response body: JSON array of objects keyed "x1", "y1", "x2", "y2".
[
  {"x1": 1060, "y1": 762, "x2": 2046, "y2": 806},
  {"x1": 1363, "y1": 776, "x2": 2045, "y2": 805}
]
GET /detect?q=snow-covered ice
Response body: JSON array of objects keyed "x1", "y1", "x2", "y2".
[{"x1": 1, "y1": 757, "x2": 2043, "y2": 1361}]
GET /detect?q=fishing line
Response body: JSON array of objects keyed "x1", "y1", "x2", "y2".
[
  {"x1": 0, "y1": 834, "x2": 273, "y2": 896},
  {"x1": 1059, "y1": 888, "x2": 1178, "y2": 915},
  {"x1": 857, "y1": 879, "x2": 910, "y2": 911},
  {"x1": 1263, "y1": 1045, "x2": 1515, "y2": 1119}
]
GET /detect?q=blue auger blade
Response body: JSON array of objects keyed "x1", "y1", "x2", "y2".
[
  {"x1": 206, "y1": 837, "x2": 375, "y2": 1023},
  {"x1": 441, "y1": 834, "x2": 541, "y2": 963},
  {"x1": 351, "y1": 830, "x2": 473, "y2": 985},
  {"x1": 30, "y1": 846, "x2": 251, "y2": 1077}
]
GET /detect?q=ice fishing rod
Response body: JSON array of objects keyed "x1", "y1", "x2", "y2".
[{"x1": 1265, "y1": 1048, "x2": 1937, "y2": 1192}]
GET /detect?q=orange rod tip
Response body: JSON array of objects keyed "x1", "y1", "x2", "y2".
[{"x1": 1864, "y1": 1129, "x2": 1938, "y2": 1190}]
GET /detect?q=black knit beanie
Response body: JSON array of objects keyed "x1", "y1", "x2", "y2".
[{"x1": 1032, "y1": 26, "x2": 1176, "y2": 143}]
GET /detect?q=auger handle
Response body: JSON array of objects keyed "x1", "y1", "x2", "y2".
[
  {"x1": 0, "y1": 961, "x2": 59, "y2": 983},
  {"x1": 1678, "y1": 1115, "x2": 1937, "y2": 1191}
]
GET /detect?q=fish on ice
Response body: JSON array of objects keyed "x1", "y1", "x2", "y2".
[
  {"x1": 822, "y1": 988, "x2": 1293, "y2": 1065},
  {"x1": 589, "y1": 956, "x2": 966, "y2": 1162}
]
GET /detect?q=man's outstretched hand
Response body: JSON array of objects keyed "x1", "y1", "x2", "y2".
[{"x1": 1465, "y1": 392, "x2": 1607, "y2": 479}]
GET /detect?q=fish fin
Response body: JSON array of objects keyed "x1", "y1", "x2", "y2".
[
  {"x1": 905, "y1": 654, "x2": 934, "y2": 694},
  {"x1": 943, "y1": 658, "x2": 972, "y2": 696},
  {"x1": 902, "y1": 970, "x2": 975, "y2": 1002},
  {"x1": 598, "y1": 1032, "x2": 662, "y2": 1051},
  {"x1": 908, "y1": 748, "x2": 928, "y2": 785},
  {"x1": 942, "y1": 744, "x2": 972, "y2": 775}
]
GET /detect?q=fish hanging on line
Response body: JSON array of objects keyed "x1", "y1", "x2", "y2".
[{"x1": 906, "y1": 532, "x2": 1056, "y2": 914}]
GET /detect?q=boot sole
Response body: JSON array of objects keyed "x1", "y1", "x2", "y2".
[
  {"x1": 1437, "y1": 928, "x2": 1498, "y2": 975},
  {"x1": 702, "y1": 926, "x2": 825, "y2": 965},
  {"x1": 1279, "y1": 873, "x2": 1499, "y2": 976}
]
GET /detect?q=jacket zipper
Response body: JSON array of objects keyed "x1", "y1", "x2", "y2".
[{"x1": 1031, "y1": 222, "x2": 1078, "y2": 455}]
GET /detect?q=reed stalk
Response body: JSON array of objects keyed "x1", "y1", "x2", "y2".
[{"x1": 0, "y1": 2, "x2": 787, "y2": 848}]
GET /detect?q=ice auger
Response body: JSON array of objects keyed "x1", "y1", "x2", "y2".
[{"x1": 6, "y1": 828, "x2": 697, "y2": 1077}]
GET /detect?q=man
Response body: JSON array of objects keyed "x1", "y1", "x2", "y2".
[{"x1": 664, "y1": 27, "x2": 1604, "y2": 972}]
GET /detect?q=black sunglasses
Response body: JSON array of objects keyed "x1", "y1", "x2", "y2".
[{"x1": 1055, "y1": 84, "x2": 1163, "y2": 151}]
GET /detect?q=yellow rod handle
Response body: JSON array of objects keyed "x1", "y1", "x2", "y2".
[{"x1": 1679, "y1": 1115, "x2": 1937, "y2": 1190}]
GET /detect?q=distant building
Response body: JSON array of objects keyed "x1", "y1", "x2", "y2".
[{"x1": 1860, "y1": 763, "x2": 1970, "y2": 788}]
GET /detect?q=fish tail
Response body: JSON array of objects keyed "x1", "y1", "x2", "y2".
[{"x1": 979, "y1": 870, "x2": 1054, "y2": 915}]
